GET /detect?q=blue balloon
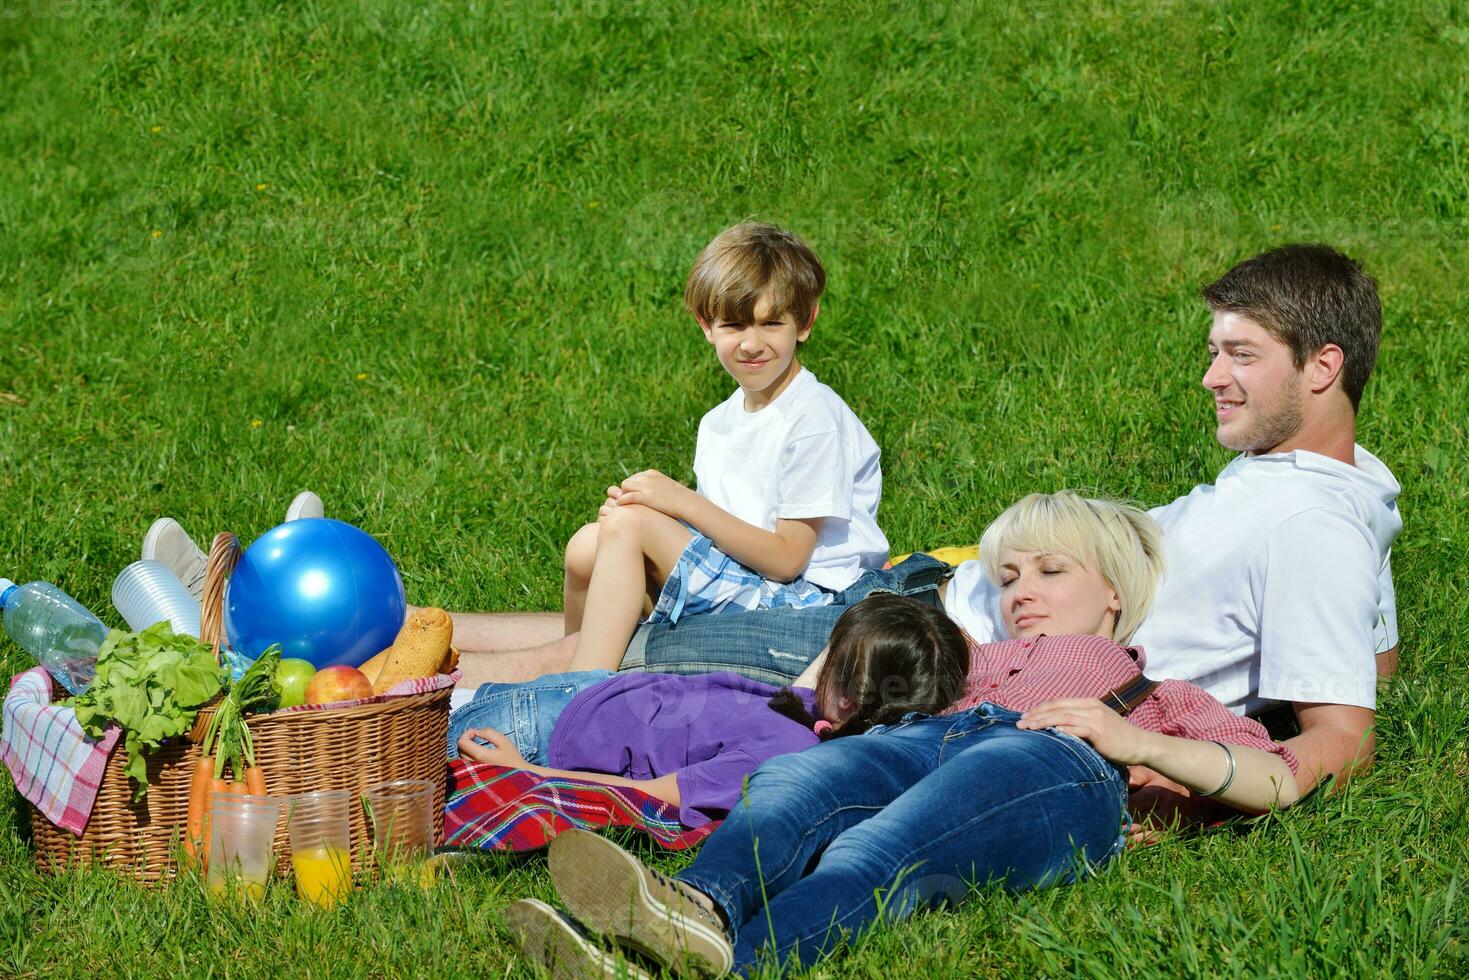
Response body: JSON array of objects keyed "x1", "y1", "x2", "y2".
[{"x1": 224, "y1": 518, "x2": 406, "y2": 670}]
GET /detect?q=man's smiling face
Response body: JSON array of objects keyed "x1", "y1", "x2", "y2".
[{"x1": 1203, "y1": 311, "x2": 1310, "y2": 454}]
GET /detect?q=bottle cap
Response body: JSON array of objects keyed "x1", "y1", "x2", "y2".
[{"x1": 0, "y1": 578, "x2": 15, "y2": 607}]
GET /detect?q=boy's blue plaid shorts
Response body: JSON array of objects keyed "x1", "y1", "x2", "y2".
[{"x1": 648, "y1": 531, "x2": 836, "y2": 625}]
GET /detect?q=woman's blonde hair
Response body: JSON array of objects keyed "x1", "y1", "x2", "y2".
[{"x1": 978, "y1": 491, "x2": 1165, "y2": 643}]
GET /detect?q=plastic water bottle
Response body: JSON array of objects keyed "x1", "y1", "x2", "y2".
[{"x1": 0, "y1": 578, "x2": 108, "y2": 695}]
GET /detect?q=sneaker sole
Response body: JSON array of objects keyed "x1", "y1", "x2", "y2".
[
  {"x1": 140, "y1": 518, "x2": 176, "y2": 562},
  {"x1": 140, "y1": 518, "x2": 208, "y2": 602},
  {"x1": 548, "y1": 831, "x2": 733, "y2": 976},
  {"x1": 286, "y1": 491, "x2": 324, "y2": 522},
  {"x1": 503, "y1": 899, "x2": 650, "y2": 980}
]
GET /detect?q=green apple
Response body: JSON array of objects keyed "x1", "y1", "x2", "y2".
[{"x1": 276, "y1": 658, "x2": 317, "y2": 709}]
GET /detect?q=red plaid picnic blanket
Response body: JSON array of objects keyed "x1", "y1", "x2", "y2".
[
  {"x1": 444, "y1": 759, "x2": 719, "y2": 852},
  {"x1": 1, "y1": 668, "x2": 122, "y2": 835}
]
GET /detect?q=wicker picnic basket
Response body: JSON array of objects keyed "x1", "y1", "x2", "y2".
[{"x1": 29, "y1": 532, "x2": 452, "y2": 883}]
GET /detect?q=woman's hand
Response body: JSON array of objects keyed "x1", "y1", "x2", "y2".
[
  {"x1": 457, "y1": 727, "x2": 530, "y2": 769},
  {"x1": 1125, "y1": 765, "x2": 1231, "y2": 845},
  {"x1": 1026, "y1": 702, "x2": 1301, "y2": 817},
  {"x1": 1018, "y1": 698, "x2": 1158, "y2": 766}
]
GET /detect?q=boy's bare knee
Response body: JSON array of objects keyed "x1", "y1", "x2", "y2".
[
  {"x1": 566, "y1": 522, "x2": 599, "y2": 578},
  {"x1": 598, "y1": 503, "x2": 654, "y2": 540}
]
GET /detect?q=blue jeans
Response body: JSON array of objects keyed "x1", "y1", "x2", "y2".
[
  {"x1": 677, "y1": 704, "x2": 1129, "y2": 974},
  {"x1": 620, "y1": 553, "x2": 954, "y2": 685},
  {"x1": 445, "y1": 670, "x2": 613, "y2": 763}
]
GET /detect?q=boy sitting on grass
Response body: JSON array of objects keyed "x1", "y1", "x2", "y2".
[{"x1": 562, "y1": 222, "x2": 889, "y2": 672}]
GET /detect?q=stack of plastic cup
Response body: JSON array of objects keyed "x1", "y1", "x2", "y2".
[
  {"x1": 364, "y1": 779, "x2": 435, "y2": 870},
  {"x1": 207, "y1": 794, "x2": 281, "y2": 901},
  {"x1": 286, "y1": 790, "x2": 354, "y2": 908},
  {"x1": 111, "y1": 560, "x2": 202, "y2": 638}
]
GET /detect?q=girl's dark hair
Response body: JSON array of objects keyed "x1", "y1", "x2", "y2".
[{"x1": 767, "y1": 592, "x2": 970, "y2": 740}]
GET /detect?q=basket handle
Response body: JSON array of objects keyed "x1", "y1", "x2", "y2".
[{"x1": 199, "y1": 532, "x2": 240, "y2": 664}]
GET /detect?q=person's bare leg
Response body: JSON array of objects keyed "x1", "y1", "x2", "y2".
[
  {"x1": 456, "y1": 634, "x2": 579, "y2": 687},
  {"x1": 447, "y1": 611, "x2": 565, "y2": 654},
  {"x1": 569, "y1": 505, "x2": 692, "y2": 672},
  {"x1": 563, "y1": 522, "x2": 599, "y2": 636}
]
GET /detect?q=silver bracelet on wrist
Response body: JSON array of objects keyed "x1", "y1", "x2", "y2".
[{"x1": 1201, "y1": 740, "x2": 1237, "y2": 798}]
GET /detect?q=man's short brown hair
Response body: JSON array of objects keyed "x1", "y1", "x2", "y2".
[
  {"x1": 1203, "y1": 244, "x2": 1382, "y2": 409},
  {"x1": 684, "y1": 223, "x2": 825, "y2": 328}
]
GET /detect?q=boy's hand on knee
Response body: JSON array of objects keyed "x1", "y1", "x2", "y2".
[
  {"x1": 617, "y1": 470, "x2": 695, "y2": 519},
  {"x1": 597, "y1": 485, "x2": 625, "y2": 520}
]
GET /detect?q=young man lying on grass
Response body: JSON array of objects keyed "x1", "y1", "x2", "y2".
[{"x1": 450, "y1": 243, "x2": 1402, "y2": 828}]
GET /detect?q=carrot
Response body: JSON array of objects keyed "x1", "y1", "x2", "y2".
[
  {"x1": 194, "y1": 703, "x2": 231, "y2": 870},
  {"x1": 244, "y1": 766, "x2": 267, "y2": 797},
  {"x1": 184, "y1": 757, "x2": 215, "y2": 860},
  {"x1": 198, "y1": 777, "x2": 232, "y2": 870}
]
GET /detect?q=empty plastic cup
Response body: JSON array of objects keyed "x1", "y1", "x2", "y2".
[
  {"x1": 206, "y1": 794, "x2": 280, "y2": 901},
  {"x1": 286, "y1": 790, "x2": 353, "y2": 907},
  {"x1": 364, "y1": 779, "x2": 435, "y2": 869},
  {"x1": 111, "y1": 560, "x2": 202, "y2": 638}
]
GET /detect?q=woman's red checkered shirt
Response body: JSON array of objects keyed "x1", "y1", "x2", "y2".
[{"x1": 941, "y1": 633, "x2": 1298, "y2": 773}]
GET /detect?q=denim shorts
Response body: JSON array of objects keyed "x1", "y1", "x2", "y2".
[
  {"x1": 649, "y1": 531, "x2": 835, "y2": 625},
  {"x1": 446, "y1": 669, "x2": 613, "y2": 763},
  {"x1": 620, "y1": 553, "x2": 954, "y2": 686}
]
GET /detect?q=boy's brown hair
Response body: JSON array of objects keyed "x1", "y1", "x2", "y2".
[
  {"x1": 1203, "y1": 244, "x2": 1381, "y2": 409},
  {"x1": 684, "y1": 223, "x2": 826, "y2": 329}
]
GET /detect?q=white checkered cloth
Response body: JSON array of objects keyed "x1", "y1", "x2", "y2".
[
  {"x1": 649, "y1": 532, "x2": 835, "y2": 625},
  {"x1": 1, "y1": 668, "x2": 122, "y2": 835}
]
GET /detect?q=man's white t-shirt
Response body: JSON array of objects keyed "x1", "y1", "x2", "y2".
[
  {"x1": 693, "y1": 367, "x2": 889, "y2": 592},
  {"x1": 943, "y1": 445, "x2": 1402, "y2": 716}
]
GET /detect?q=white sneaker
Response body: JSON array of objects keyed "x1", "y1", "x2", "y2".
[
  {"x1": 141, "y1": 518, "x2": 209, "y2": 601},
  {"x1": 503, "y1": 898, "x2": 654, "y2": 979},
  {"x1": 548, "y1": 829, "x2": 734, "y2": 976},
  {"x1": 286, "y1": 491, "x2": 324, "y2": 522}
]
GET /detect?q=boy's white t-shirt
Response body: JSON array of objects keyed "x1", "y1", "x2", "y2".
[
  {"x1": 943, "y1": 445, "x2": 1401, "y2": 716},
  {"x1": 693, "y1": 367, "x2": 888, "y2": 592}
]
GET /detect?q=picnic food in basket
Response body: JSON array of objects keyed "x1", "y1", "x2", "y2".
[
  {"x1": 66, "y1": 622, "x2": 224, "y2": 799},
  {"x1": 276, "y1": 658, "x2": 316, "y2": 708},
  {"x1": 187, "y1": 645, "x2": 281, "y2": 865},
  {"x1": 305, "y1": 665, "x2": 374, "y2": 705},
  {"x1": 15, "y1": 524, "x2": 455, "y2": 883},
  {"x1": 363, "y1": 606, "x2": 456, "y2": 694}
]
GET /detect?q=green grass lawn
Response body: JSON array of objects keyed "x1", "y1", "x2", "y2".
[{"x1": 2, "y1": 0, "x2": 1467, "y2": 976}]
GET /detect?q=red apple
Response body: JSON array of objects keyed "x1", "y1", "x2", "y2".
[{"x1": 305, "y1": 665, "x2": 374, "y2": 706}]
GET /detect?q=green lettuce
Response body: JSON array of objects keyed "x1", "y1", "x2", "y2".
[{"x1": 67, "y1": 621, "x2": 225, "y2": 798}]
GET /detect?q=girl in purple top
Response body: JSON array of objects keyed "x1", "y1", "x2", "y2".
[{"x1": 448, "y1": 593, "x2": 969, "y2": 827}]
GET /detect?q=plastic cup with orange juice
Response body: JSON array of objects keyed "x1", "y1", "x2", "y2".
[
  {"x1": 286, "y1": 790, "x2": 353, "y2": 907},
  {"x1": 291, "y1": 844, "x2": 353, "y2": 907}
]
